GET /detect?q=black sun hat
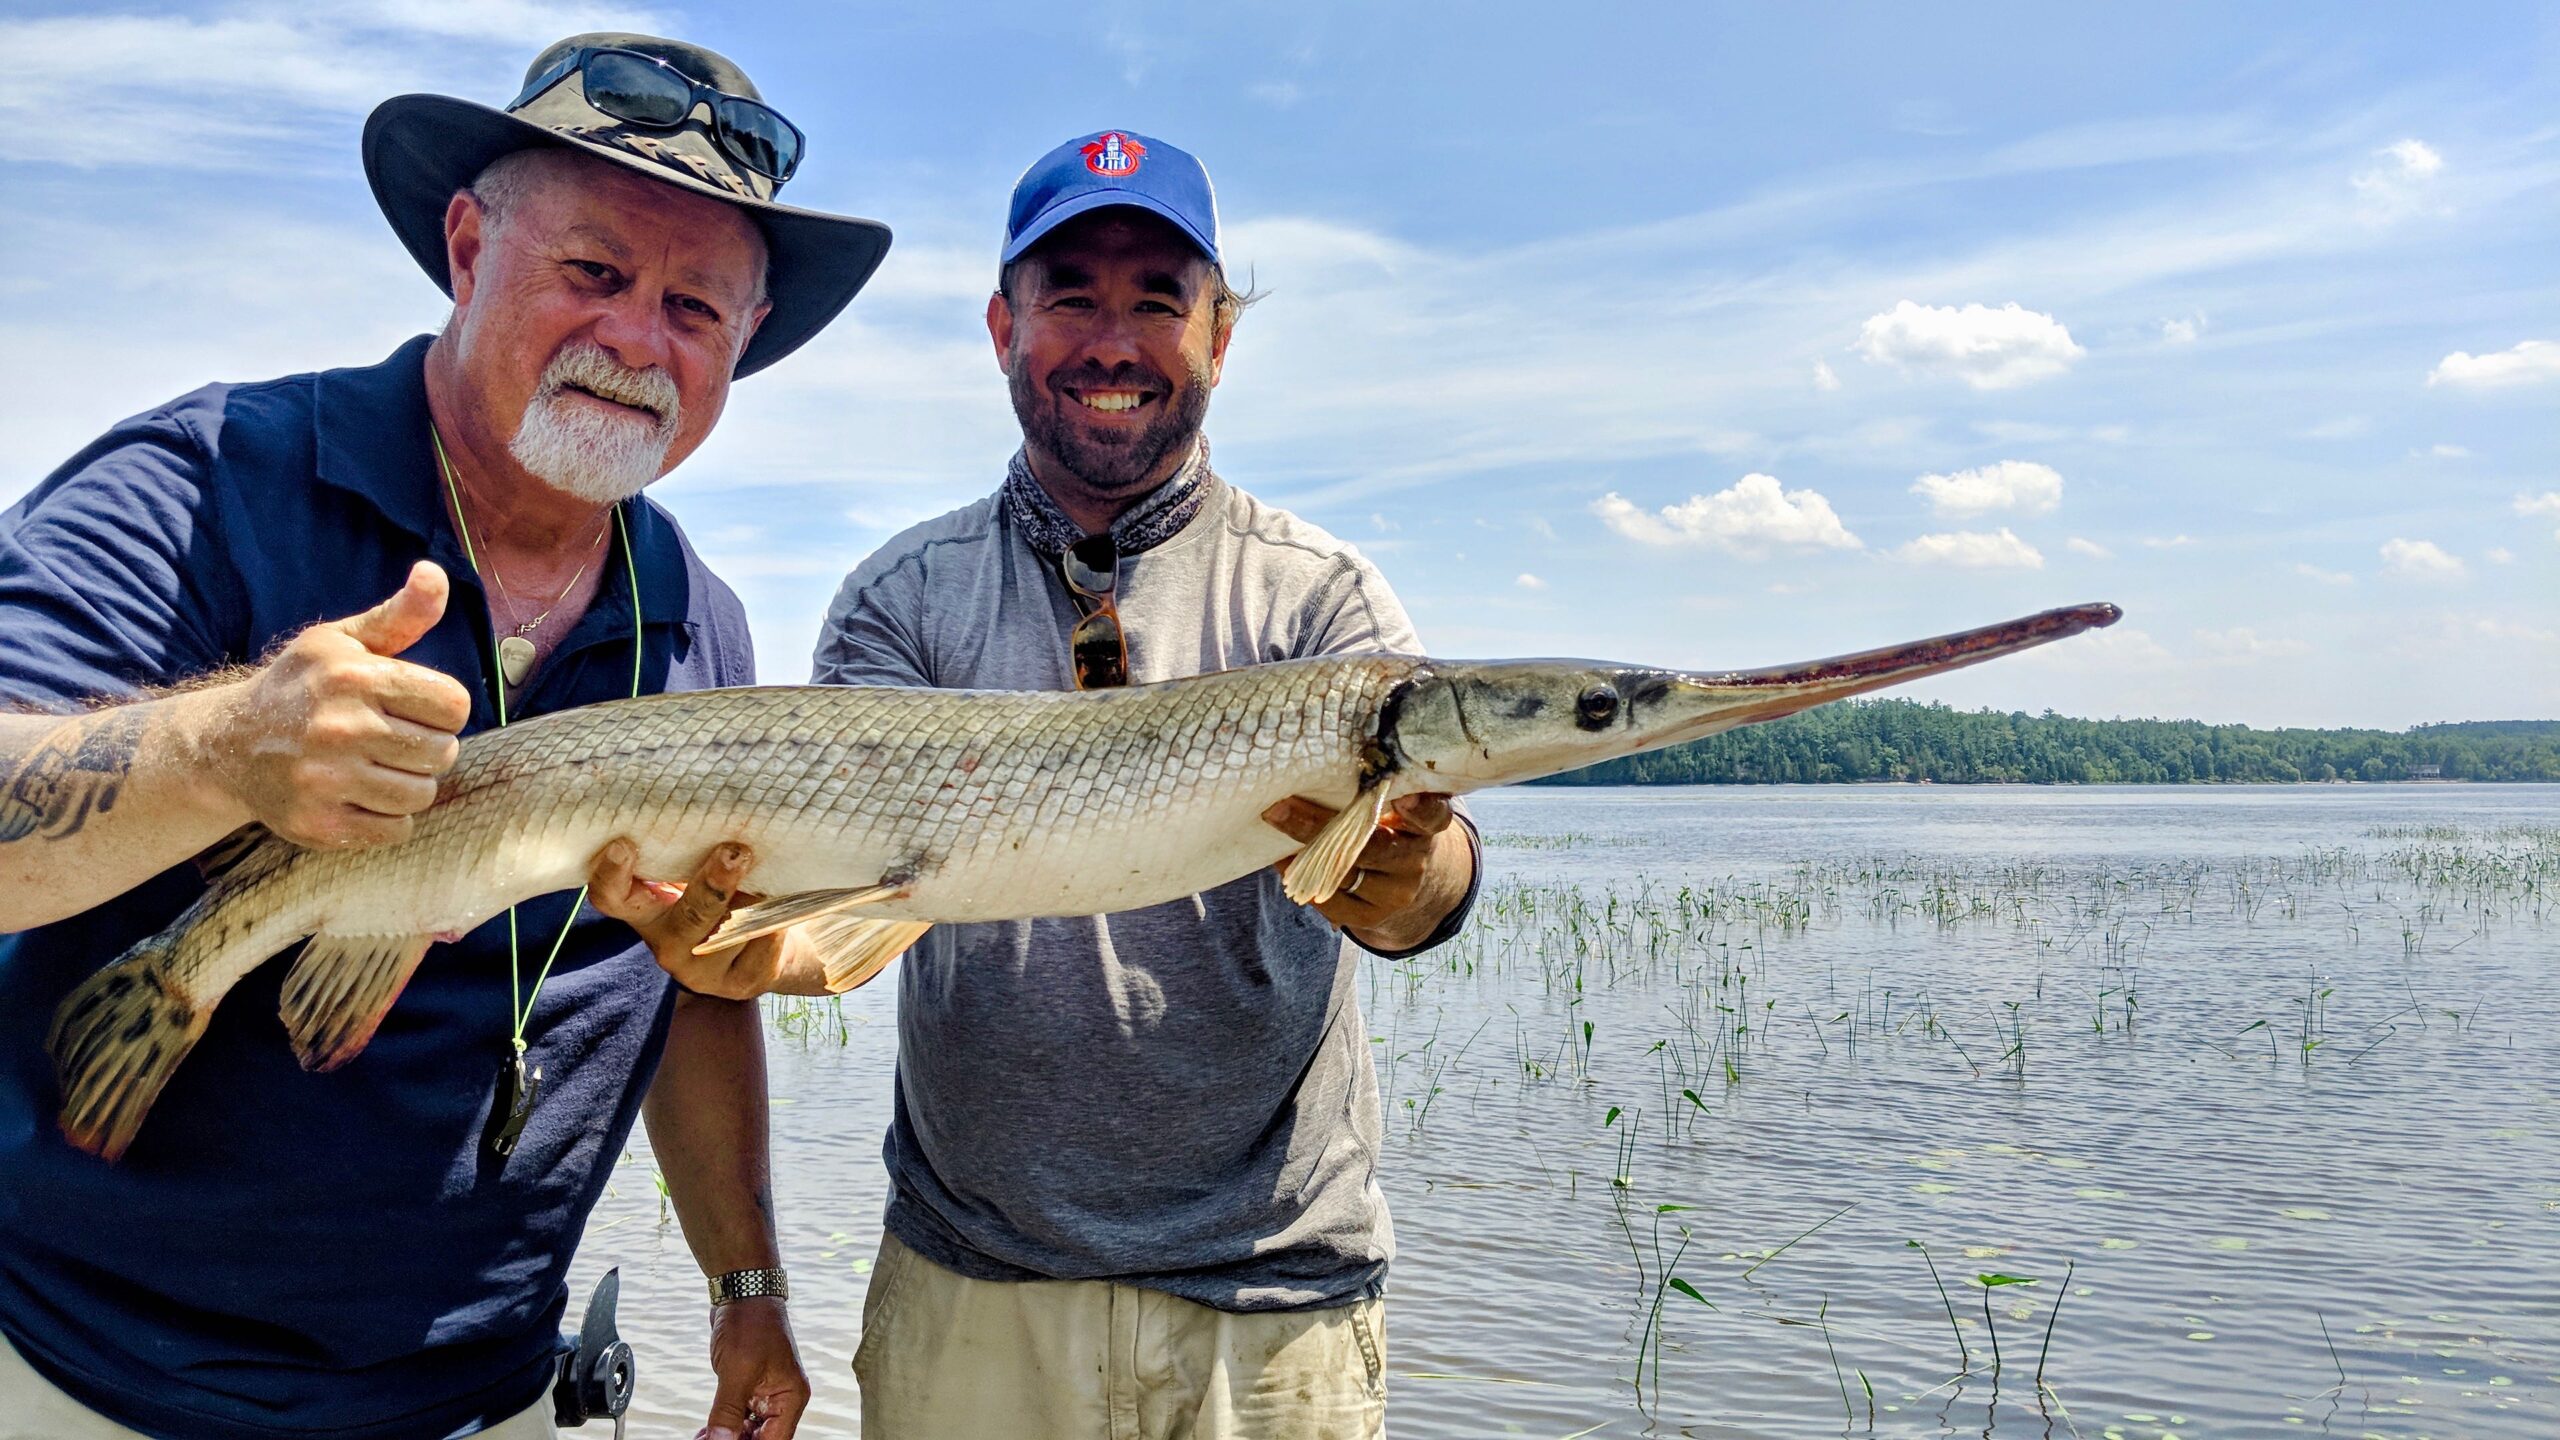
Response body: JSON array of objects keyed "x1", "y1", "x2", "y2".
[{"x1": 363, "y1": 32, "x2": 891, "y2": 378}]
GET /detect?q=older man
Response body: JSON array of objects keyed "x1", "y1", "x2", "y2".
[
  {"x1": 0, "y1": 35, "x2": 887, "y2": 1440},
  {"x1": 813, "y1": 132, "x2": 1479, "y2": 1438}
]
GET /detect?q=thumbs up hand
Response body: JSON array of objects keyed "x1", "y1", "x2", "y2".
[{"x1": 207, "y1": 561, "x2": 475, "y2": 848}]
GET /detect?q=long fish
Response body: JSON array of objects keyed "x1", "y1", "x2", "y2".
[{"x1": 49, "y1": 602, "x2": 2117, "y2": 1157}]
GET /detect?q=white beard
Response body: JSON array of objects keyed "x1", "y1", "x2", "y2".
[{"x1": 507, "y1": 342, "x2": 683, "y2": 504}]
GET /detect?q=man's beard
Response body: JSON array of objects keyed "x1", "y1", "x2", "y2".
[
  {"x1": 1008, "y1": 352, "x2": 1211, "y2": 499},
  {"x1": 508, "y1": 341, "x2": 683, "y2": 504}
]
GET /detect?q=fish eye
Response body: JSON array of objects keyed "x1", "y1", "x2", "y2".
[{"x1": 1575, "y1": 685, "x2": 1620, "y2": 730}]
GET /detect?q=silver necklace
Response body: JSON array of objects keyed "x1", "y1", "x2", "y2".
[{"x1": 431, "y1": 432, "x2": 610, "y2": 687}]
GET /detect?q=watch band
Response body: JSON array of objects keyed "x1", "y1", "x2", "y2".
[{"x1": 707, "y1": 1266, "x2": 790, "y2": 1305}]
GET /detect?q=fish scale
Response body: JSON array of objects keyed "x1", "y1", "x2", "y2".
[{"x1": 46, "y1": 602, "x2": 2121, "y2": 1159}]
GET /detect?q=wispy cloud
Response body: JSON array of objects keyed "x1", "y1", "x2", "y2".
[
  {"x1": 1811, "y1": 359, "x2": 1841, "y2": 391},
  {"x1": 2379, "y1": 537, "x2": 2467, "y2": 581},
  {"x1": 2350, "y1": 138, "x2": 2444, "y2": 221},
  {"x1": 1854, "y1": 300, "x2": 2084, "y2": 389},
  {"x1": 1592, "y1": 476, "x2": 1862, "y2": 555},
  {"x1": 2, "y1": 1, "x2": 667, "y2": 170},
  {"x1": 1514, "y1": 572, "x2": 1547, "y2": 590},
  {"x1": 2195, "y1": 626, "x2": 2309, "y2": 659},
  {"x1": 2429, "y1": 339, "x2": 2560, "y2": 389},
  {"x1": 1894, "y1": 527, "x2": 2044, "y2": 569},
  {"x1": 1909, "y1": 460, "x2": 2063, "y2": 518},
  {"x1": 2142, "y1": 534, "x2": 2196, "y2": 549},
  {"x1": 2066, "y1": 536, "x2": 2112, "y2": 559},
  {"x1": 2295, "y1": 563, "x2": 2356, "y2": 586},
  {"x1": 2159, "y1": 314, "x2": 2205, "y2": 344}
]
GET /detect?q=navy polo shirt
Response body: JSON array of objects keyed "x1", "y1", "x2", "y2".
[{"x1": 0, "y1": 337, "x2": 755, "y2": 1440}]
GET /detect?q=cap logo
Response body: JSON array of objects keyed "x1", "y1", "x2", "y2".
[{"x1": 1081, "y1": 132, "x2": 1146, "y2": 177}]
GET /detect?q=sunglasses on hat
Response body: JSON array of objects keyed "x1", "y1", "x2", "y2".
[
  {"x1": 511, "y1": 46, "x2": 805, "y2": 183},
  {"x1": 1060, "y1": 536, "x2": 1130, "y2": 690}
]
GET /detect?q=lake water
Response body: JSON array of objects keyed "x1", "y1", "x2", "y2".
[{"x1": 571, "y1": 785, "x2": 2559, "y2": 1438}]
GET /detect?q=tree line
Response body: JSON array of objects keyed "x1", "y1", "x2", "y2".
[{"x1": 1535, "y1": 702, "x2": 2560, "y2": 786}]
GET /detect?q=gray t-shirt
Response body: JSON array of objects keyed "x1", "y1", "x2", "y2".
[{"x1": 812, "y1": 472, "x2": 1456, "y2": 1310}]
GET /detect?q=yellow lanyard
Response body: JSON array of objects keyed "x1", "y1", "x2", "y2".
[{"x1": 431, "y1": 428, "x2": 643, "y2": 1063}]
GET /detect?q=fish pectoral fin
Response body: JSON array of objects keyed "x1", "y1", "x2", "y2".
[
  {"x1": 279, "y1": 932, "x2": 436, "y2": 1073},
  {"x1": 806, "y1": 917, "x2": 932, "y2": 994},
  {"x1": 1282, "y1": 782, "x2": 1391, "y2": 907},
  {"x1": 695, "y1": 884, "x2": 907, "y2": 956}
]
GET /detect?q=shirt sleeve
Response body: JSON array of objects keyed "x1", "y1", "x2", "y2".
[
  {"x1": 811, "y1": 550, "x2": 934, "y2": 689},
  {"x1": 1296, "y1": 549, "x2": 1482, "y2": 959},
  {"x1": 0, "y1": 410, "x2": 242, "y2": 709}
]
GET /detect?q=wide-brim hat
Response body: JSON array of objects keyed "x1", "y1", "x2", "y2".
[{"x1": 363, "y1": 33, "x2": 891, "y2": 379}]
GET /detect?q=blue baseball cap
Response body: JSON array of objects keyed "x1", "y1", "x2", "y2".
[{"x1": 1001, "y1": 129, "x2": 1221, "y2": 267}]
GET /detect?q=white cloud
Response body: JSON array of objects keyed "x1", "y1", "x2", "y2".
[
  {"x1": 2299, "y1": 417, "x2": 2370, "y2": 440},
  {"x1": 2066, "y1": 537, "x2": 2112, "y2": 559},
  {"x1": 1591, "y1": 475, "x2": 1863, "y2": 556},
  {"x1": 2352, "y1": 138, "x2": 2445, "y2": 220},
  {"x1": 2, "y1": 2, "x2": 668, "y2": 169},
  {"x1": 2159, "y1": 314, "x2": 2205, "y2": 344},
  {"x1": 2142, "y1": 534, "x2": 2196, "y2": 549},
  {"x1": 1854, "y1": 300, "x2": 2084, "y2": 389},
  {"x1": 2380, "y1": 537, "x2": 2467, "y2": 581},
  {"x1": 2195, "y1": 627, "x2": 2310, "y2": 659},
  {"x1": 1910, "y1": 459, "x2": 2064, "y2": 518},
  {"x1": 2294, "y1": 563, "x2": 2355, "y2": 586},
  {"x1": 1812, "y1": 359, "x2": 1841, "y2": 391},
  {"x1": 2519, "y1": 491, "x2": 2560, "y2": 544},
  {"x1": 1894, "y1": 527, "x2": 2044, "y2": 569},
  {"x1": 1369, "y1": 512, "x2": 1398, "y2": 532},
  {"x1": 2428, "y1": 340, "x2": 2560, "y2": 389},
  {"x1": 1249, "y1": 80, "x2": 1304, "y2": 107},
  {"x1": 1514, "y1": 573, "x2": 1548, "y2": 590},
  {"x1": 2487, "y1": 547, "x2": 2514, "y2": 564},
  {"x1": 2427, "y1": 443, "x2": 2471, "y2": 458}
]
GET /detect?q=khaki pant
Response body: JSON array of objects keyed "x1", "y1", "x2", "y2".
[
  {"x1": 855, "y1": 1233, "x2": 1386, "y2": 1440},
  {"x1": 0, "y1": 1334, "x2": 558, "y2": 1439}
]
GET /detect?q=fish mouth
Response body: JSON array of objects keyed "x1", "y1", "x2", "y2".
[{"x1": 1655, "y1": 602, "x2": 2123, "y2": 736}]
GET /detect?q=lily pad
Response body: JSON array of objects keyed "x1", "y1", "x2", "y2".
[
  {"x1": 2279, "y1": 1207, "x2": 2331, "y2": 1220},
  {"x1": 2207, "y1": 1237, "x2": 2250, "y2": 1250}
]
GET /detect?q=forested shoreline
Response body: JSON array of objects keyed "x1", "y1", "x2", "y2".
[{"x1": 1537, "y1": 702, "x2": 2560, "y2": 785}]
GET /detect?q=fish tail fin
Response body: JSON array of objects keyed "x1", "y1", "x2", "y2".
[
  {"x1": 279, "y1": 933, "x2": 435, "y2": 1072},
  {"x1": 49, "y1": 927, "x2": 209, "y2": 1162},
  {"x1": 807, "y1": 917, "x2": 931, "y2": 994}
]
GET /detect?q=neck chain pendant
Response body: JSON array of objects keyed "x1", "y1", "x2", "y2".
[{"x1": 497, "y1": 635, "x2": 537, "y2": 688}]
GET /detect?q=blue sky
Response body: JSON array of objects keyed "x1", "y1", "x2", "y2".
[{"x1": 5, "y1": 2, "x2": 2553, "y2": 727}]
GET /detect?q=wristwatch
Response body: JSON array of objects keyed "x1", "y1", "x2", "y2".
[{"x1": 707, "y1": 1267, "x2": 790, "y2": 1305}]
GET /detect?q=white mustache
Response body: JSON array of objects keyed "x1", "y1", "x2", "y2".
[{"x1": 538, "y1": 342, "x2": 680, "y2": 429}]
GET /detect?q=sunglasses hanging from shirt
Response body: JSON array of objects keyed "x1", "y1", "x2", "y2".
[
  {"x1": 511, "y1": 46, "x2": 805, "y2": 183},
  {"x1": 1059, "y1": 535, "x2": 1130, "y2": 690}
]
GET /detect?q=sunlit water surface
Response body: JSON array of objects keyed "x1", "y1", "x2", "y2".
[{"x1": 572, "y1": 785, "x2": 2559, "y2": 1438}]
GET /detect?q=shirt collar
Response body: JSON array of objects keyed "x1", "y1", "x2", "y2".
[
  {"x1": 311, "y1": 335, "x2": 696, "y2": 629},
  {"x1": 1001, "y1": 440, "x2": 1219, "y2": 558}
]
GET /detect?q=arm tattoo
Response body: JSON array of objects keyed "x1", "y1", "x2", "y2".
[{"x1": 0, "y1": 709, "x2": 148, "y2": 843}]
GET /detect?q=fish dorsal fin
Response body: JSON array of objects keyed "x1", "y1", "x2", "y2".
[
  {"x1": 195, "y1": 823, "x2": 294, "y2": 886},
  {"x1": 1282, "y1": 782, "x2": 1390, "y2": 906},
  {"x1": 278, "y1": 932, "x2": 437, "y2": 1072},
  {"x1": 695, "y1": 884, "x2": 906, "y2": 956},
  {"x1": 804, "y1": 916, "x2": 931, "y2": 994}
]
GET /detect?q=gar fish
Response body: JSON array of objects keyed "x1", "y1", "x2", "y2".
[{"x1": 50, "y1": 602, "x2": 2118, "y2": 1158}]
